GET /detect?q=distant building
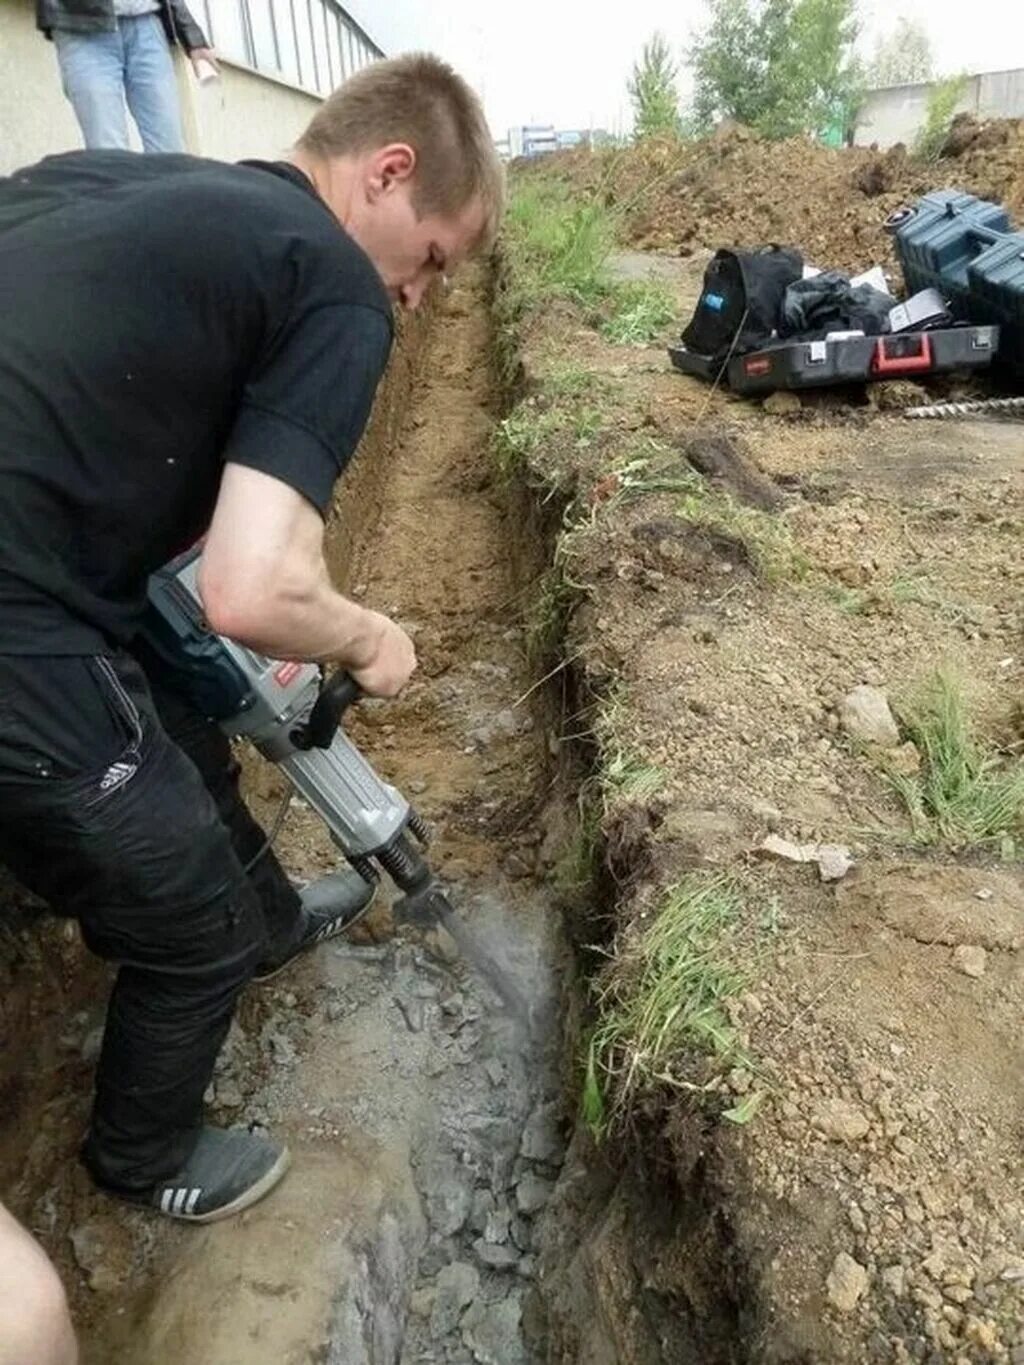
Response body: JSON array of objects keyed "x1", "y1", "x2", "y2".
[{"x1": 494, "y1": 125, "x2": 605, "y2": 161}]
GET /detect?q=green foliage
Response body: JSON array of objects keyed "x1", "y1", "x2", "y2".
[
  {"x1": 914, "y1": 74, "x2": 968, "y2": 160},
  {"x1": 504, "y1": 180, "x2": 615, "y2": 311},
  {"x1": 691, "y1": 0, "x2": 862, "y2": 140},
  {"x1": 600, "y1": 281, "x2": 676, "y2": 345},
  {"x1": 584, "y1": 874, "x2": 750, "y2": 1135},
  {"x1": 869, "y1": 17, "x2": 934, "y2": 88},
  {"x1": 886, "y1": 671, "x2": 1024, "y2": 854},
  {"x1": 628, "y1": 32, "x2": 684, "y2": 140}
]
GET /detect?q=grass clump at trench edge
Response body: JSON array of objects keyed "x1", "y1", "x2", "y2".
[
  {"x1": 492, "y1": 398, "x2": 604, "y2": 479},
  {"x1": 502, "y1": 177, "x2": 616, "y2": 316},
  {"x1": 583, "y1": 873, "x2": 755, "y2": 1137},
  {"x1": 887, "y1": 670, "x2": 1024, "y2": 855}
]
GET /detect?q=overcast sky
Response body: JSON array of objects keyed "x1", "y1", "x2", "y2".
[{"x1": 343, "y1": 0, "x2": 1024, "y2": 139}]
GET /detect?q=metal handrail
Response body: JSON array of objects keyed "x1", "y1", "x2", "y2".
[{"x1": 192, "y1": 0, "x2": 383, "y2": 96}]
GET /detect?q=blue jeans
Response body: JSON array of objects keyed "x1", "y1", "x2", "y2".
[{"x1": 54, "y1": 13, "x2": 185, "y2": 154}]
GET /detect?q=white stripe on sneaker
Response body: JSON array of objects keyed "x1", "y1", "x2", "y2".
[
  {"x1": 185, "y1": 1188, "x2": 201, "y2": 1215},
  {"x1": 172, "y1": 1188, "x2": 188, "y2": 1214},
  {"x1": 160, "y1": 1188, "x2": 174, "y2": 1214}
]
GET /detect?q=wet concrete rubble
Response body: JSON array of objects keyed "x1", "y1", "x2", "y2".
[{"x1": 196, "y1": 888, "x2": 564, "y2": 1365}]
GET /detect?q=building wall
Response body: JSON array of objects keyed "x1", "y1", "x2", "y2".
[
  {"x1": 0, "y1": 0, "x2": 321, "y2": 174},
  {"x1": 854, "y1": 68, "x2": 1024, "y2": 149},
  {"x1": 0, "y1": 0, "x2": 84, "y2": 172},
  {"x1": 180, "y1": 62, "x2": 321, "y2": 162}
]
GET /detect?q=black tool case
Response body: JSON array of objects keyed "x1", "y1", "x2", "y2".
[
  {"x1": 666, "y1": 345, "x2": 728, "y2": 382},
  {"x1": 723, "y1": 326, "x2": 999, "y2": 395}
]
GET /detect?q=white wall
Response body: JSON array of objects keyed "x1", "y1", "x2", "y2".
[{"x1": 854, "y1": 68, "x2": 1024, "y2": 149}]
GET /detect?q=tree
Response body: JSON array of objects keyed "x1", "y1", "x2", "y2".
[
  {"x1": 690, "y1": 0, "x2": 862, "y2": 140},
  {"x1": 628, "y1": 33, "x2": 683, "y2": 140},
  {"x1": 869, "y1": 17, "x2": 935, "y2": 89}
]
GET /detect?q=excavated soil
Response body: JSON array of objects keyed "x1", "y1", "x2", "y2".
[
  {"x1": 0, "y1": 268, "x2": 570, "y2": 1363},
  {"x1": 544, "y1": 114, "x2": 1024, "y2": 274},
  {"x1": 504, "y1": 151, "x2": 1024, "y2": 1362}
]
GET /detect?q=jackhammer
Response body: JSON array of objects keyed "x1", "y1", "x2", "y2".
[{"x1": 143, "y1": 548, "x2": 529, "y2": 1022}]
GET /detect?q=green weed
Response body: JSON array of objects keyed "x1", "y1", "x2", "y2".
[
  {"x1": 886, "y1": 670, "x2": 1024, "y2": 854},
  {"x1": 583, "y1": 873, "x2": 750, "y2": 1135},
  {"x1": 601, "y1": 281, "x2": 676, "y2": 345}
]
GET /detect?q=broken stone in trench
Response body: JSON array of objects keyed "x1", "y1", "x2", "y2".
[
  {"x1": 514, "y1": 1171, "x2": 554, "y2": 1215},
  {"x1": 461, "y1": 1292, "x2": 527, "y2": 1365},
  {"x1": 469, "y1": 1187, "x2": 496, "y2": 1233},
  {"x1": 430, "y1": 1261, "x2": 480, "y2": 1337},
  {"x1": 424, "y1": 1162, "x2": 473, "y2": 1236},
  {"x1": 472, "y1": 1237, "x2": 521, "y2": 1270},
  {"x1": 519, "y1": 1100, "x2": 562, "y2": 1162},
  {"x1": 483, "y1": 1205, "x2": 512, "y2": 1245}
]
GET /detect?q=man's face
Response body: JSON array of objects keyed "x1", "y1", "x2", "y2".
[{"x1": 345, "y1": 146, "x2": 487, "y2": 310}]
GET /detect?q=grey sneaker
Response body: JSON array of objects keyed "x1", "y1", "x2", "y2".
[
  {"x1": 106, "y1": 1127, "x2": 291, "y2": 1223},
  {"x1": 253, "y1": 868, "x2": 378, "y2": 983}
]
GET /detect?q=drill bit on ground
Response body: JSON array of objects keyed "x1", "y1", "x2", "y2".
[{"x1": 904, "y1": 395, "x2": 1024, "y2": 420}]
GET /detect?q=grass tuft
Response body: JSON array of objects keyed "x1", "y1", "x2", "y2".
[
  {"x1": 887, "y1": 670, "x2": 1024, "y2": 854},
  {"x1": 600, "y1": 281, "x2": 676, "y2": 345},
  {"x1": 583, "y1": 873, "x2": 750, "y2": 1136}
]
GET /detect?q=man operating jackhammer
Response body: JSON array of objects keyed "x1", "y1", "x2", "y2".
[{"x1": 0, "y1": 53, "x2": 504, "y2": 1364}]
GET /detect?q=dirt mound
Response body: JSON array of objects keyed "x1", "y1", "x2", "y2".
[{"x1": 544, "y1": 120, "x2": 1024, "y2": 274}]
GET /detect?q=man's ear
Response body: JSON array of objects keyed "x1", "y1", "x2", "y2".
[{"x1": 367, "y1": 143, "x2": 417, "y2": 200}]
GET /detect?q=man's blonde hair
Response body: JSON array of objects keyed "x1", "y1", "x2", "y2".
[{"x1": 298, "y1": 53, "x2": 505, "y2": 251}]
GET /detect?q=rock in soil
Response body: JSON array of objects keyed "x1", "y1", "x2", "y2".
[
  {"x1": 813, "y1": 1098, "x2": 870, "y2": 1142},
  {"x1": 827, "y1": 1251, "x2": 869, "y2": 1312},
  {"x1": 763, "y1": 390, "x2": 802, "y2": 416},
  {"x1": 951, "y1": 944, "x2": 987, "y2": 978},
  {"x1": 839, "y1": 684, "x2": 900, "y2": 748}
]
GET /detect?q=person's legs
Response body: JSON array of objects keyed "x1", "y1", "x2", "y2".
[
  {"x1": 53, "y1": 28, "x2": 130, "y2": 151},
  {"x1": 120, "y1": 13, "x2": 185, "y2": 153},
  {"x1": 144, "y1": 671, "x2": 305, "y2": 963},
  {"x1": 0, "y1": 1202, "x2": 77, "y2": 1365},
  {"x1": 0, "y1": 652, "x2": 267, "y2": 1192}
]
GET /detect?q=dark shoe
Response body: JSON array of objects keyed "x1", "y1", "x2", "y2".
[
  {"x1": 253, "y1": 868, "x2": 378, "y2": 983},
  {"x1": 102, "y1": 1127, "x2": 290, "y2": 1223}
]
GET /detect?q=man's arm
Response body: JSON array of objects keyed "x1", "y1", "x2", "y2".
[{"x1": 198, "y1": 463, "x2": 416, "y2": 698}]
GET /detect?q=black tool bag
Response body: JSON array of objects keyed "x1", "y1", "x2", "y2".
[{"x1": 681, "y1": 246, "x2": 804, "y2": 359}]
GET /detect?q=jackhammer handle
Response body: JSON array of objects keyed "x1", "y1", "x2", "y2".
[{"x1": 304, "y1": 671, "x2": 362, "y2": 749}]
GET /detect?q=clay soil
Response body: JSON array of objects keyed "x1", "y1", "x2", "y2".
[
  {"x1": 509, "y1": 137, "x2": 1024, "y2": 1364},
  {"x1": 547, "y1": 113, "x2": 1024, "y2": 274}
]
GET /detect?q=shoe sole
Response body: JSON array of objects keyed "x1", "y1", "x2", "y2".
[
  {"x1": 252, "y1": 884, "x2": 379, "y2": 985},
  {"x1": 175, "y1": 1144, "x2": 292, "y2": 1224}
]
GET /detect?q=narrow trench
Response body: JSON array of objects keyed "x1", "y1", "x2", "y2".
[{"x1": 64, "y1": 263, "x2": 569, "y2": 1364}]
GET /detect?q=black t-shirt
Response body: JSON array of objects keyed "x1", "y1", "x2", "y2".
[{"x1": 0, "y1": 150, "x2": 393, "y2": 654}]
